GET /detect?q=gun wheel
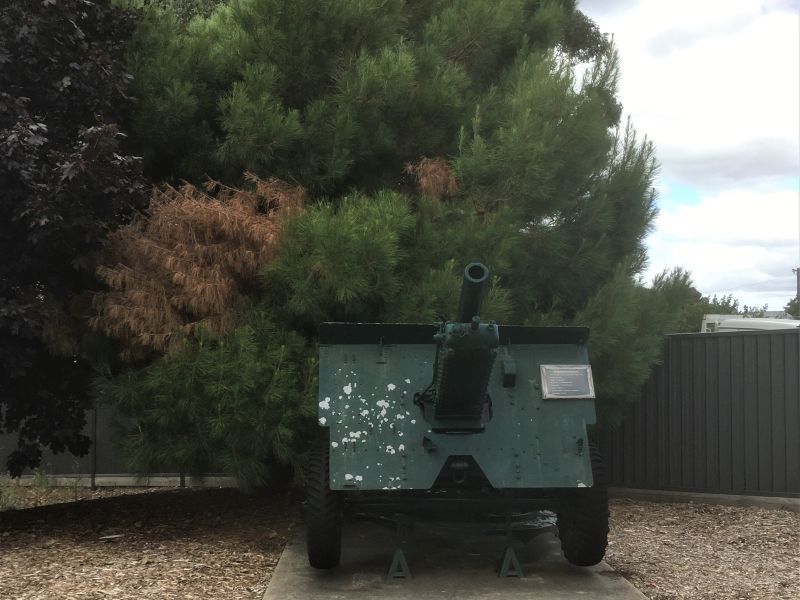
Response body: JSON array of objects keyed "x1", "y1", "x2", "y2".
[
  {"x1": 306, "y1": 441, "x2": 343, "y2": 569},
  {"x1": 556, "y1": 443, "x2": 609, "y2": 567}
]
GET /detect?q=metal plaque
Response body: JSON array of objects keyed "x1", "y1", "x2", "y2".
[{"x1": 540, "y1": 364, "x2": 595, "y2": 399}]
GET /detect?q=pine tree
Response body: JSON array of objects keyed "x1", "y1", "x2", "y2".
[
  {"x1": 787, "y1": 296, "x2": 799, "y2": 318},
  {"x1": 102, "y1": 0, "x2": 668, "y2": 484},
  {"x1": 650, "y1": 267, "x2": 771, "y2": 334}
]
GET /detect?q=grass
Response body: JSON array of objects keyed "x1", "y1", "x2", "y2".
[
  {"x1": 0, "y1": 476, "x2": 19, "y2": 511},
  {"x1": 0, "y1": 464, "x2": 83, "y2": 512}
]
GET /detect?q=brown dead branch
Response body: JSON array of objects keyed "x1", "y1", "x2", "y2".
[
  {"x1": 404, "y1": 157, "x2": 458, "y2": 201},
  {"x1": 91, "y1": 175, "x2": 304, "y2": 360}
]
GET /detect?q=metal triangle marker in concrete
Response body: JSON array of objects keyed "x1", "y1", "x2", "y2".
[
  {"x1": 499, "y1": 545, "x2": 523, "y2": 578},
  {"x1": 387, "y1": 548, "x2": 412, "y2": 579}
]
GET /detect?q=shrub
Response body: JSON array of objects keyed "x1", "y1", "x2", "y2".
[{"x1": 96, "y1": 312, "x2": 317, "y2": 487}]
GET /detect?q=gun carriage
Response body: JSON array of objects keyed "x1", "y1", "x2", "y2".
[{"x1": 306, "y1": 262, "x2": 608, "y2": 573}]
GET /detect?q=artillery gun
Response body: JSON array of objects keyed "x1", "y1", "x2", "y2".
[{"x1": 306, "y1": 262, "x2": 608, "y2": 572}]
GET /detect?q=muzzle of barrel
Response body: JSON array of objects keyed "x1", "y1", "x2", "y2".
[{"x1": 456, "y1": 262, "x2": 490, "y2": 322}]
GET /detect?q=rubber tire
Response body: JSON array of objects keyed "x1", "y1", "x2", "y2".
[
  {"x1": 556, "y1": 443, "x2": 609, "y2": 567},
  {"x1": 305, "y1": 442, "x2": 343, "y2": 569}
]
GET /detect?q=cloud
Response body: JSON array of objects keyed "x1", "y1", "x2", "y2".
[
  {"x1": 644, "y1": 13, "x2": 755, "y2": 58},
  {"x1": 659, "y1": 139, "x2": 800, "y2": 188},
  {"x1": 578, "y1": 0, "x2": 799, "y2": 310},
  {"x1": 579, "y1": 0, "x2": 640, "y2": 17},
  {"x1": 645, "y1": 188, "x2": 799, "y2": 309},
  {"x1": 580, "y1": 0, "x2": 799, "y2": 188}
]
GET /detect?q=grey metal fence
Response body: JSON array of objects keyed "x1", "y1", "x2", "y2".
[
  {"x1": 1, "y1": 406, "x2": 133, "y2": 481},
  {"x1": 4, "y1": 329, "x2": 799, "y2": 496},
  {"x1": 602, "y1": 329, "x2": 800, "y2": 497},
  {"x1": 0, "y1": 407, "x2": 223, "y2": 485}
]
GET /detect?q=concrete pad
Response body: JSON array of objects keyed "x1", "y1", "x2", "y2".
[{"x1": 264, "y1": 521, "x2": 646, "y2": 600}]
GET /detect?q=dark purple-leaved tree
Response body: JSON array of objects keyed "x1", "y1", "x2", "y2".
[{"x1": 0, "y1": 0, "x2": 147, "y2": 475}]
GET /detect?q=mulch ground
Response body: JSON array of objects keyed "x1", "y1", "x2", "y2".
[
  {"x1": 607, "y1": 498, "x2": 800, "y2": 600},
  {"x1": 1, "y1": 489, "x2": 797, "y2": 599},
  {"x1": 0, "y1": 488, "x2": 295, "y2": 600}
]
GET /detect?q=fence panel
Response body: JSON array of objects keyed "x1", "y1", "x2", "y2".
[
  {"x1": 604, "y1": 329, "x2": 800, "y2": 497},
  {"x1": 4, "y1": 330, "x2": 799, "y2": 497},
  {"x1": 0, "y1": 406, "x2": 170, "y2": 479}
]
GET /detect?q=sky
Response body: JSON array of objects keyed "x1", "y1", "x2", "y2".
[{"x1": 579, "y1": 0, "x2": 800, "y2": 311}]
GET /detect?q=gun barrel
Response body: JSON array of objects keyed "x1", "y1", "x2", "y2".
[{"x1": 456, "y1": 262, "x2": 490, "y2": 322}]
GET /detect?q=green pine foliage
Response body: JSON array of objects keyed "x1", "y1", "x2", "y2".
[
  {"x1": 263, "y1": 191, "x2": 416, "y2": 327},
  {"x1": 127, "y1": 0, "x2": 607, "y2": 191},
  {"x1": 263, "y1": 191, "x2": 519, "y2": 329},
  {"x1": 575, "y1": 267, "x2": 665, "y2": 424},
  {"x1": 138, "y1": 0, "x2": 222, "y2": 22},
  {"x1": 95, "y1": 313, "x2": 317, "y2": 487},
  {"x1": 650, "y1": 267, "x2": 769, "y2": 333},
  {"x1": 787, "y1": 296, "x2": 799, "y2": 318}
]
